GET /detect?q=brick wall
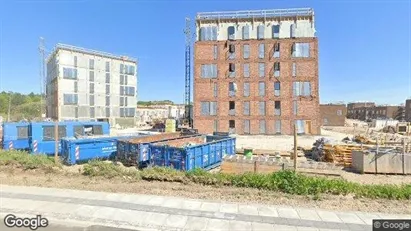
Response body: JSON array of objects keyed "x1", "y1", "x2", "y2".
[
  {"x1": 406, "y1": 100, "x2": 411, "y2": 122},
  {"x1": 320, "y1": 104, "x2": 347, "y2": 126},
  {"x1": 193, "y1": 38, "x2": 320, "y2": 135}
]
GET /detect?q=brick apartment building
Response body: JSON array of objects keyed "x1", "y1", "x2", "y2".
[
  {"x1": 320, "y1": 104, "x2": 346, "y2": 126},
  {"x1": 193, "y1": 8, "x2": 320, "y2": 135},
  {"x1": 347, "y1": 102, "x2": 403, "y2": 121},
  {"x1": 405, "y1": 99, "x2": 411, "y2": 122}
]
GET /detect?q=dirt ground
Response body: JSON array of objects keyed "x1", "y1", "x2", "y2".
[{"x1": 0, "y1": 167, "x2": 409, "y2": 215}]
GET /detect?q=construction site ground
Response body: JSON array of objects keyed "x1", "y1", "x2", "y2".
[{"x1": 0, "y1": 166, "x2": 410, "y2": 215}]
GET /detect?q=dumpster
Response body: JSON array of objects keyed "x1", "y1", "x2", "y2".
[
  {"x1": 150, "y1": 135, "x2": 236, "y2": 171},
  {"x1": 2, "y1": 122, "x2": 30, "y2": 150},
  {"x1": 61, "y1": 134, "x2": 147, "y2": 165},
  {"x1": 116, "y1": 132, "x2": 201, "y2": 167}
]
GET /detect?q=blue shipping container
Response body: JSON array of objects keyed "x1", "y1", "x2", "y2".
[
  {"x1": 117, "y1": 133, "x2": 201, "y2": 167},
  {"x1": 2, "y1": 122, "x2": 30, "y2": 150},
  {"x1": 150, "y1": 135, "x2": 236, "y2": 171},
  {"x1": 61, "y1": 135, "x2": 147, "y2": 165},
  {"x1": 30, "y1": 121, "x2": 110, "y2": 155}
]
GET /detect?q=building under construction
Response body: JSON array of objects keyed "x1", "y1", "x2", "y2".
[
  {"x1": 193, "y1": 8, "x2": 320, "y2": 135},
  {"x1": 45, "y1": 44, "x2": 138, "y2": 126}
]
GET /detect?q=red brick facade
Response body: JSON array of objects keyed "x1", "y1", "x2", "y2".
[{"x1": 193, "y1": 38, "x2": 320, "y2": 135}]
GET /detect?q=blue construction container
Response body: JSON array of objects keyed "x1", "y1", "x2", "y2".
[
  {"x1": 2, "y1": 122, "x2": 30, "y2": 150},
  {"x1": 150, "y1": 135, "x2": 236, "y2": 171},
  {"x1": 61, "y1": 134, "x2": 147, "y2": 165},
  {"x1": 116, "y1": 133, "x2": 202, "y2": 167},
  {"x1": 30, "y1": 121, "x2": 110, "y2": 155}
]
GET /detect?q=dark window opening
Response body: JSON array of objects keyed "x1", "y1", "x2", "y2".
[
  {"x1": 17, "y1": 126, "x2": 29, "y2": 139},
  {"x1": 42, "y1": 126, "x2": 67, "y2": 141},
  {"x1": 229, "y1": 44, "x2": 235, "y2": 53},
  {"x1": 229, "y1": 120, "x2": 235, "y2": 128},
  {"x1": 229, "y1": 101, "x2": 235, "y2": 110},
  {"x1": 229, "y1": 63, "x2": 235, "y2": 72}
]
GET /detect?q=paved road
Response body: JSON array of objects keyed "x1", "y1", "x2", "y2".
[{"x1": 0, "y1": 184, "x2": 409, "y2": 230}]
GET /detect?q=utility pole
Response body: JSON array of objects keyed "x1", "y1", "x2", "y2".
[
  {"x1": 293, "y1": 123, "x2": 297, "y2": 171},
  {"x1": 39, "y1": 37, "x2": 46, "y2": 119}
]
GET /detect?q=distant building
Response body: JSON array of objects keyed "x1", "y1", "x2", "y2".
[
  {"x1": 136, "y1": 104, "x2": 185, "y2": 124},
  {"x1": 320, "y1": 104, "x2": 346, "y2": 126},
  {"x1": 46, "y1": 44, "x2": 137, "y2": 127},
  {"x1": 347, "y1": 102, "x2": 403, "y2": 121}
]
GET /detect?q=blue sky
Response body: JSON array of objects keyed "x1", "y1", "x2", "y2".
[{"x1": 0, "y1": 0, "x2": 410, "y2": 105}]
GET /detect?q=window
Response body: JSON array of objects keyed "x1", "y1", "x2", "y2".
[
  {"x1": 242, "y1": 25, "x2": 250, "y2": 40},
  {"x1": 74, "y1": 56, "x2": 77, "y2": 67},
  {"x1": 106, "y1": 107, "x2": 110, "y2": 117},
  {"x1": 89, "y1": 83, "x2": 94, "y2": 94},
  {"x1": 337, "y1": 110, "x2": 343, "y2": 116},
  {"x1": 63, "y1": 94, "x2": 78, "y2": 105},
  {"x1": 243, "y1": 44, "x2": 250, "y2": 59},
  {"x1": 274, "y1": 82, "x2": 280, "y2": 96},
  {"x1": 292, "y1": 63, "x2": 297, "y2": 77},
  {"x1": 259, "y1": 82, "x2": 265, "y2": 96},
  {"x1": 243, "y1": 101, "x2": 250, "y2": 115},
  {"x1": 105, "y1": 96, "x2": 110, "y2": 106},
  {"x1": 293, "y1": 82, "x2": 311, "y2": 96},
  {"x1": 243, "y1": 63, "x2": 250, "y2": 78},
  {"x1": 244, "y1": 120, "x2": 250, "y2": 134},
  {"x1": 274, "y1": 43, "x2": 280, "y2": 58},
  {"x1": 295, "y1": 120, "x2": 305, "y2": 134},
  {"x1": 213, "y1": 45, "x2": 218, "y2": 60},
  {"x1": 105, "y1": 61, "x2": 110, "y2": 72},
  {"x1": 293, "y1": 101, "x2": 298, "y2": 115},
  {"x1": 17, "y1": 126, "x2": 28, "y2": 139},
  {"x1": 290, "y1": 24, "x2": 296, "y2": 38},
  {"x1": 199, "y1": 26, "x2": 218, "y2": 41},
  {"x1": 323, "y1": 118, "x2": 328, "y2": 125},
  {"x1": 89, "y1": 71, "x2": 94, "y2": 82},
  {"x1": 229, "y1": 63, "x2": 235, "y2": 78},
  {"x1": 124, "y1": 65, "x2": 135, "y2": 75},
  {"x1": 201, "y1": 64, "x2": 218, "y2": 78},
  {"x1": 74, "y1": 81, "x2": 78, "y2": 93},
  {"x1": 214, "y1": 120, "x2": 218, "y2": 132},
  {"x1": 227, "y1": 26, "x2": 235, "y2": 40},
  {"x1": 229, "y1": 101, "x2": 235, "y2": 115},
  {"x1": 292, "y1": 43, "x2": 310, "y2": 57},
  {"x1": 105, "y1": 73, "x2": 110, "y2": 83},
  {"x1": 120, "y1": 97, "x2": 124, "y2": 106},
  {"x1": 272, "y1": 25, "x2": 280, "y2": 38},
  {"x1": 89, "y1": 59, "x2": 94, "y2": 70},
  {"x1": 258, "y1": 44, "x2": 265, "y2": 59},
  {"x1": 274, "y1": 62, "x2": 280, "y2": 77},
  {"x1": 229, "y1": 82, "x2": 237, "y2": 96},
  {"x1": 213, "y1": 83, "x2": 218, "y2": 98},
  {"x1": 229, "y1": 120, "x2": 235, "y2": 128},
  {"x1": 243, "y1": 82, "x2": 250, "y2": 97},
  {"x1": 63, "y1": 68, "x2": 77, "y2": 79},
  {"x1": 125, "y1": 97, "x2": 128, "y2": 106},
  {"x1": 259, "y1": 63, "x2": 265, "y2": 77},
  {"x1": 90, "y1": 107, "x2": 95, "y2": 118},
  {"x1": 259, "y1": 101, "x2": 266, "y2": 115},
  {"x1": 120, "y1": 64, "x2": 124, "y2": 74},
  {"x1": 120, "y1": 75, "x2": 125, "y2": 85},
  {"x1": 275, "y1": 101, "x2": 281, "y2": 115},
  {"x1": 124, "y1": 86, "x2": 135, "y2": 96},
  {"x1": 89, "y1": 95, "x2": 94, "y2": 106},
  {"x1": 201, "y1": 101, "x2": 217, "y2": 116},
  {"x1": 42, "y1": 126, "x2": 67, "y2": 141},
  {"x1": 257, "y1": 25, "x2": 265, "y2": 39},
  {"x1": 275, "y1": 121, "x2": 281, "y2": 134},
  {"x1": 228, "y1": 45, "x2": 235, "y2": 60},
  {"x1": 259, "y1": 120, "x2": 266, "y2": 134}
]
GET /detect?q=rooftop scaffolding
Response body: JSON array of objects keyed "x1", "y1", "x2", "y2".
[{"x1": 196, "y1": 8, "x2": 314, "y2": 21}]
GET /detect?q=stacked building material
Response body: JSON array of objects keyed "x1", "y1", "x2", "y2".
[{"x1": 323, "y1": 144, "x2": 366, "y2": 167}]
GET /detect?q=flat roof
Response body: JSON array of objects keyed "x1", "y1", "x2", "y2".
[{"x1": 47, "y1": 43, "x2": 137, "y2": 63}]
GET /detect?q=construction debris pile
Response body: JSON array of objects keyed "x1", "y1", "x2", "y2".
[{"x1": 311, "y1": 137, "x2": 367, "y2": 167}]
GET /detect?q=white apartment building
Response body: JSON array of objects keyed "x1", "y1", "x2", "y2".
[
  {"x1": 46, "y1": 44, "x2": 138, "y2": 126},
  {"x1": 136, "y1": 105, "x2": 185, "y2": 124}
]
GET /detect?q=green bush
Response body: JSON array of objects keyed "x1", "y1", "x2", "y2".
[
  {"x1": 82, "y1": 160, "x2": 139, "y2": 179},
  {"x1": 0, "y1": 150, "x2": 59, "y2": 170}
]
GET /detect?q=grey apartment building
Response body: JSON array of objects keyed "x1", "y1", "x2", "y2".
[{"x1": 46, "y1": 44, "x2": 137, "y2": 126}]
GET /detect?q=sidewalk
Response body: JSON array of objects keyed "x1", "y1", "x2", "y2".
[{"x1": 0, "y1": 184, "x2": 409, "y2": 231}]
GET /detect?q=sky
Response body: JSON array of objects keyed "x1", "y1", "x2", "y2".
[{"x1": 0, "y1": 0, "x2": 410, "y2": 105}]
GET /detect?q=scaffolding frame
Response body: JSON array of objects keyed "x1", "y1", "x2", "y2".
[
  {"x1": 47, "y1": 43, "x2": 137, "y2": 63},
  {"x1": 196, "y1": 8, "x2": 314, "y2": 21}
]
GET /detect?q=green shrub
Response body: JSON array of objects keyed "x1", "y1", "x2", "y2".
[
  {"x1": 0, "y1": 150, "x2": 59, "y2": 170},
  {"x1": 82, "y1": 160, "x2": 139, "y2": 179}
]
